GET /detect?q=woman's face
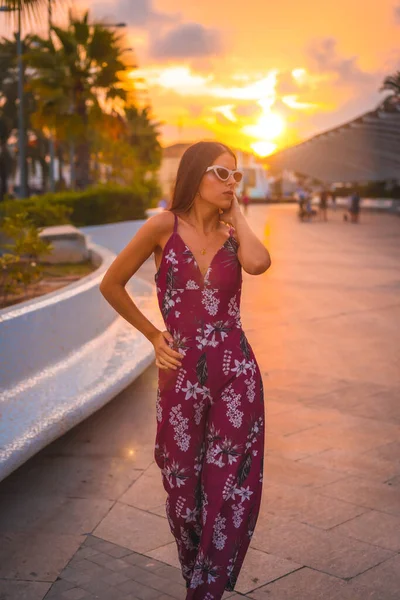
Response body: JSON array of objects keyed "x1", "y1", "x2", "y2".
[{"x1": 196, "y1": 152, "x2": 238, "y2": 211}]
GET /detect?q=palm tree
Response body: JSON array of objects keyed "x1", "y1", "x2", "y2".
[
  {"x1": 380, "y1": 70, "x2": 400, "y2": 112},
  {"x1": 26, "y1": 10, "x2": 127, "y2": 188},
  {"x1": 124, "y1": 105, "x2": 162, "y2": 171},
  {"x1": 381, "y1": 71, "x2": 400, "y2": 97}
]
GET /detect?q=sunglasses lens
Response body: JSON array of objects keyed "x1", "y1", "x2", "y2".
[
  {"x1": 215, "y1": 167, "x2": 230, "y2": 181},
  {"x1": 233, "y1": 171, "x2": 243, "y2": 183}
]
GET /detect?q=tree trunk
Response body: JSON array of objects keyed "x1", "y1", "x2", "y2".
[
  {"x1": 57, "y1": 144, "x2": 66, "y2": 190},
  {"x1": 75, "y1": 93, "x2": 90, "y2": 190},
  {"x1": 0, "y1": 173, "x2": 7, "y2": 202}
]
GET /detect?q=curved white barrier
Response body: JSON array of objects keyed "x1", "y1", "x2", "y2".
[{"x1": 0, "y1": 239, "x2": 162, "y2": 482}]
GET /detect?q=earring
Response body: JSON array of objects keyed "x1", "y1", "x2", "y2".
[{"x1": 218, "y1": 208, "x2": 223, "y2": 214}]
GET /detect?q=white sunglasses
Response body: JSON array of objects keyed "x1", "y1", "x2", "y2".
[{"x1": 205, "y1": 165, "x2": 243, "y2": 183}]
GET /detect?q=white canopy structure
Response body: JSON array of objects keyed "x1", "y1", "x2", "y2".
[{"x1": 267, "y1": 97, "x2": 400, "y2": 183}]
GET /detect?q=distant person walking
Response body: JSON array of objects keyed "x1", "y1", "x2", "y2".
[
  {"x1": 330, "y1": 190, "x2": 337, "y2": 212},
  {"x1": 241, "y1": 190, "x2": 250, "y2": 215},
  {"x1": 349, "y1": 191, "x2": 361, "y2": 223},
  {"x1": 319, "y1": 189, "x2": 328, "y2": 221},
  {"x1": 296, "y1": 187, "x2": 306, "y2": 220}
]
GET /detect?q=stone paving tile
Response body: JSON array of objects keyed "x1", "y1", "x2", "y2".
[
  {"x1": 365, "y1": 440, "x2": 400, "y2": 462},
  {"x1": 262, "y1": 368, "x2": 348, "y2": 398},
  {"x1": 250, "y1": 519, "x2": 394, "y2": 578},
  {"x1": 234, "y1": 547, "x2": 301, "y2": 593},
  {"x1": 120, "y1": 471, "x2": 167, "y2": 512},
  {"x1": 317, "y1": 475, "x2": 400, "y2": 516},
  {"x1": 150, "y1": 563, "x2": 185, "y2": 583},
  {"x1": 299, "y1": 447, "x2": 400, "y2": 482},
  {"x1": 0, "y1": 456, "x2": 141, "y2": 501},
  {"x1": 43, "y1": 534, "x2": 246, "y2": 599},
  {"x1": 60, "y1": 589, "x2": 88, "y2": 600},
  {"x1": 0, "y1": 580, "x2": 52, "y2": 600},
  {"x1": 330, "y1": 387, "x2": 400, "y2": 424},
  {"x1": 247, "y1": 566, "x2": 400, "y2": 600},
  {"x1": 259, "y1": 481, "x2": 368, "y2": 530},
  {"x1": 351, "y1": 553, "x2": 400, "y2": 596},
  {"x1": 247, "y1": 567, "x2": 347, "y2": 600},
  {"x1": 0, "y1": 531, "x2": 84, "y2": 581},
  {"x1": 0, "y1": 494, "x2": 113, "y2": 536},
  {"x1": 266, "y1": 431, "x2": 333, "y2": 461},
  {"x1": 266, "y1": 411, "x2": 320, "y2": 436},
  {"x1": 93, "y1": 503, "x2": 173, "y2": 554},
  {"x1": 45, "y1": 535, "x2": 187, "y2": 600},
  {"x1": 331, "y1": 509, "x2": 400, "y2": 551},
  {"x1": 146, "y1": 543, "x2": 181, "y2": 570},
  {"x1": 264, "y1": 454, "x2": 346, "y2": 489},
  {"x1": 116, "y1": 579, "x2": 163, "y2": 599}
]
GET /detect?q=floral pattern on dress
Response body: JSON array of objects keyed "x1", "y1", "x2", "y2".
[{"x1": 154, "y1": 214, "x2": 265, "y2": 596}]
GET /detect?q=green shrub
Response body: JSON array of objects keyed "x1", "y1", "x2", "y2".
[
  {"x1": 0, "y1": 182, "x2": 161, "y2": 227},
  {"x1": 0, "y1": 198, "x2": 73, "y2": 227},
  {"x1": 0, "y1": 211, "x2": 52, "y2": 306}
]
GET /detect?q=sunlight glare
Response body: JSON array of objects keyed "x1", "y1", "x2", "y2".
[
  {"x1": 211, "y1": 105, "x2": 237, "y2": 122},
  {"x1": 251, "y1": 141, "x2": 277, "y2": 156},
  {"x1": 243, "y1": 112, "x2": 285, "y2": 140},
  {"x1": 292, "y1": 68, "x2": 307, "y2": 82},
  {"x1": 282, "y1": 95, "x2": 318, "y2": 110}
]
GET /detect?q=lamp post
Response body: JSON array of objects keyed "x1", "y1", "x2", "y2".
[
  {"x1": 0, "y1": 2, "x2": 27, "y2": 198},
  {"x1": 48, "y1": 0, "x2": 55, "y2": 192}
]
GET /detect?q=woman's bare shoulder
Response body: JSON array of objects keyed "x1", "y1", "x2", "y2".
[{"x1": 145, "y1": 210, "x2": 175, "y2": 239}]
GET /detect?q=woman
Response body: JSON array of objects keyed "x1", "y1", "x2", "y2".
[{"x1": 100, "y1": 141, "x2": 271, "y2": 597}]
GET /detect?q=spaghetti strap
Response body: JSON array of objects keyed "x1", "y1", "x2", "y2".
[{"x1": 173, "y1": 212, "x2": 178, "y2": 234}]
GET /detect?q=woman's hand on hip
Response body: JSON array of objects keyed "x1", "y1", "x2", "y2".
[{"x1": 152, "y1": 330, "x2": 183, "y2": 370}]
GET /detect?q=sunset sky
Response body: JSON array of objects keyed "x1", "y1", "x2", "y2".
[{"x1": 3, "y1": 0, "x2": 400, "y2": 155}]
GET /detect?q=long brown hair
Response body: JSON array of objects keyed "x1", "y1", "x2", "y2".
[{"x1": 170, "y1": 141, "x2": 236, "y2": 214}]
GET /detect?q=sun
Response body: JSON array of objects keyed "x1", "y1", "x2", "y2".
[
  {"x1": 243, "y1": 112, "x2": 285, "y2": 139},
  {"x1": 242, "y1": 110, "x2": 285, "y2": 156}
]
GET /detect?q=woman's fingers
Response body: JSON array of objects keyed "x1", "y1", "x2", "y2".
[
  {"x1": 155, "y1": 358, "x2": 168, "y2": 370},
  {"x1": 160, "y1": 349, "x2": 182, "y2": 367},
  {"x1": 159, "y1": 341, "x2": 182, "y2": 365},
  {"x1": 161, "y1": 337, "x2": 182, "y2": 360},
  {"x1": 155, "y1": 332, "x2": 183, "y2": 370},
  {"x1": 157, "y1": 352, "x2": 180, "y2": 370}
]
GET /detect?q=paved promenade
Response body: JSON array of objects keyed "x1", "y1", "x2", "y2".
[{"x1": 1, "y1": 204, "x2": 399, "y2": 600}]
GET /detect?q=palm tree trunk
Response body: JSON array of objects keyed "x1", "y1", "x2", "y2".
[
  {"x1": 69, "y1": 141, "x2": 76, "y2": 189},
  {"x1": 57, "y1": 143, "x2": 65, "y2": 190},
  {"x1": 75, "y1": 92, "x2": 91, "y2": 189}
]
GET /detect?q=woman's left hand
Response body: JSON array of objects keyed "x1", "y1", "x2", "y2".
[{"x1": 219, "y1": 193, "x2": 242, "y2": 227}]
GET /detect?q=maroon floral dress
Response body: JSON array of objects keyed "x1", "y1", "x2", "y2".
[{"x1": 154, "y1": 212, "x2": 265, "y2": 598}]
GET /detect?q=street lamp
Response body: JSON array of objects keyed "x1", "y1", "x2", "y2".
[
  {"x1": 0, "y1": 2, "x2": 27, "y2": 198},
  {"x1": 94, "y1": 22, "x2": 127, "y2": 28},
  {"x1": 48, "y1": 0, "x2": 55, "y2": 192}
]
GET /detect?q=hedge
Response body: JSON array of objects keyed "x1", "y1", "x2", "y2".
[{"x1": 0, "y1": 182, "x2": 160, "y2": 227}]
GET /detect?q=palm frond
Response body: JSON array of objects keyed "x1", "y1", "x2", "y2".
[{"x1": 0, "y1": 0, "x2": 68, "y2": 27}]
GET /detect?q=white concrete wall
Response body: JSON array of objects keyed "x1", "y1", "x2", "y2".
[{"x1": 0, "y1": 221, "x2": 163, "y2": 482}]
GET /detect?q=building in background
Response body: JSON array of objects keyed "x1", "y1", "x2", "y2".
[{"x1": 266, "y1": 98, "x2": 400, "y2": 187}]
